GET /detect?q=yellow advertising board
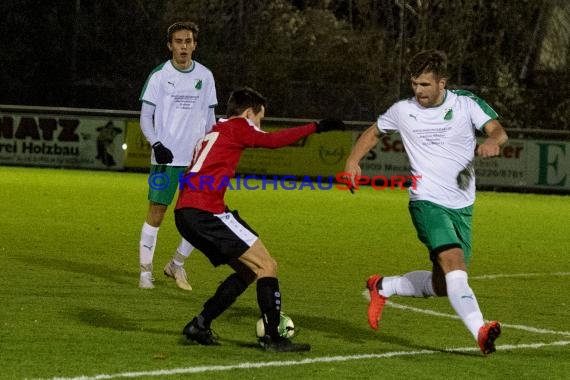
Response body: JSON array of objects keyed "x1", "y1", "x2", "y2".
[
  {"x1": 237, "y1": 127, "x2": 351, "y2": 177},
  {"x1": 124, "y1": 120, "x2": 151, "y2": 169},
  {"x1": 123, "y1": 120, "x2": 353, "y2": 176}
]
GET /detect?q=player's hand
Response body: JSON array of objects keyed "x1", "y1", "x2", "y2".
[
  {"x1": 342, "y1": 162, "x2": 361, "y2": 194},
  {"x1": 315, "y1": 118, "x2": 346, "y2": 133},
  {"x1": 342, "y1": 175, "x2": 356, "y2": 194},
  {"x1": 152, "y1": 141, "x2": 174, "y2": 164},
  {"x1": 476, "y1": 140, "x2": 501, "y2": 158}
]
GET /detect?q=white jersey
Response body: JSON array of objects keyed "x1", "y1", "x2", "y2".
[
  {"x1": 377, "y1": 90, "x2": 498, "y2": 208},
  {"x1": 139, "y1": 60, "x2": 217, "y2": 166}
]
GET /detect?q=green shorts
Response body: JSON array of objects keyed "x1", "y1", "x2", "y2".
[
  {"x1": 408, "y1": 200, "x2": 473, "y2": 266},
  {"x1": 147, "y1": 165, "x2": 187, "y2": 206}
]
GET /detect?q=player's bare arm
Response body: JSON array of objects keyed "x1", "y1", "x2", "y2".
[
  {"x1": 477, "y1": 120, "x2": 508, "y2": 158},
  {"x1": 345, "y1": 123, "x2": 382, "y2": 186}
]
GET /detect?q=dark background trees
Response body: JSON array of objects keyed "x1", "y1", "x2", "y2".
[{"x1": 1, "y1": 0, "x2": 568, "y2": 129}]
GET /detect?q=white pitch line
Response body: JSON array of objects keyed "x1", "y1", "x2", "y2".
[
  {"x1": 44, "y1": 341, "x2": 570, "y2": 380},
  {"x1": 387, "y1": 302, "x2": 570, "y2": 336},
  {"x1": 42, "y1": 272, "x2": 569, "y2": 380},
  {"x1": 388, "y1": 271, "x2": 570, "y2": 336},
  {"x1": 471, "y1": 272, "x2": 570, "y2": 280}
]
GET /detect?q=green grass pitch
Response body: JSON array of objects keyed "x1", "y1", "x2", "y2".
[{"x1": 0, "y1": 166, "x2": 569, "y2": 379}]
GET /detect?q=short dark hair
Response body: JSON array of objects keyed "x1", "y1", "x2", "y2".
[
  {"x1": 167, "y1": 21, "x2": 199, "y2": 42},
  {"x1": 226, "y1": 87, "x2": 267, "y2": 117},
  {"x1": 407, "y1": 49, "x2": 448, "y2": 80}
]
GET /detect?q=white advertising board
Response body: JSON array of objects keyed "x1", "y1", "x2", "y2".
[{"x1": 0, "y1": 113, "x2": 126, "y2": 170}]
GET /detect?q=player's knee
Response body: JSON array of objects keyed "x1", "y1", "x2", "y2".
[
  {"x1": 434, "y1": 246, "x2": 466, "y2": 272},
  {"x1": 258, "y1": 257, "x2": 277, "y2": 278},
  {"x1": 147, "y1": 204, "x2": 167, "y2": 226},
  {"x1": 267, "y1": 257, "x2": 278, "y2": 274}
]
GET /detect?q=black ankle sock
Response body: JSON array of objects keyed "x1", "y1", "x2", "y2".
[{"x1": 257, "y1": 277, "x2": 281, "y2": 339}]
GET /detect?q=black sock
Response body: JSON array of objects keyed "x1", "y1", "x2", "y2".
[
  {"x1": 256, "y1": 277, "x2": 281, "y2": 339},
  {"x1": 200, "y1": 273, "x2": 249, "y2": 326}
]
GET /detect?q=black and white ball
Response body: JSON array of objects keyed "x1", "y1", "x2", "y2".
[{"x1": 256, "y1": 312, "x2": 295, "y2": 339}]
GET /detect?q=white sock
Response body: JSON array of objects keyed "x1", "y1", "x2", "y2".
[
  {"x1": 445, "y1": 270, "x2": 485, "y2": 340},
  {"x1": 140, "y1": 222, "x2": 159, "y2": 270},
  {"x1": 380, "y1": 270, "x2": 436, "y2": 298},
  {"x1": 172, "y1": 239, "x2": 194, "y2": 266}
]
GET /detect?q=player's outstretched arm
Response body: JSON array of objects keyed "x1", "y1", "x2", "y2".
[
  {"x1": 477, "y1": 120, "x2": 508, "y2": 158},
  {"x1": 344, "y1": 123, "x2": 381, "y2": 188},
  {"x1": 250, "y1": 118, "x2": 344, "y2": 149}
]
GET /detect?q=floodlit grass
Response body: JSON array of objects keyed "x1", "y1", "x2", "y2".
[{"x1": 0, "y1": 166, "x2": 569, "y2": 379}]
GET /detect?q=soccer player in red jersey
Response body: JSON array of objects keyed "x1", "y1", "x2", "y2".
[{"x1": 175, "y1": 87, "x2": 344, "y2": 352}]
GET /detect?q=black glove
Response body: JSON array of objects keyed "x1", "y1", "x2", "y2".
[
  {"x1": 315, "y1": 118, "x2": 346, "y2": 133},
  {"x1": 152, "y1": 141, "x2": 174, "y2": 164}
]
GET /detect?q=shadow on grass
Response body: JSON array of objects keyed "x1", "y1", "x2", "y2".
[
  {"x1": 209, "y1": 306, "x2": 480, "y2": 357},
  {"x1": 16, "y1": 255, "x2": 135, "y2": 286},
  {"x1": 205, "y1": 305, "x2": 419, "y2": 350},
  {"x1": 76, "y1": 307, "x2": 171, "y2": 336}
]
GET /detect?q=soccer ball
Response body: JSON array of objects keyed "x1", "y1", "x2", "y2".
[{"x1": 256, "y1": 312, "x2": 295, "y2": 339}]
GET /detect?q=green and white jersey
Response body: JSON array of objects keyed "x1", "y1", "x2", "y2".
[
  {"x1": 139, "y1": 60, "x2": 217, "y2": 166},
  {"x1": 377, "y1": 89, "x2": 498, "y2": 208}
]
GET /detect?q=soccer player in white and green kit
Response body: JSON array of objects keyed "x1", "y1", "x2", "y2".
[
  {"x1": 138, "y1": 21, "x2": 217, "y2": 290},
  {"x1": 345, "y1": 50, "x2": 508, "y2": 355}
]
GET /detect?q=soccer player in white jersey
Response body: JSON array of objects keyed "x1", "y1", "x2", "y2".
[
  {"x1": 344, "y1": 49, "x2": 508, "y2": 355},
  {"x1": 138, "y1": 21, "x2": 218, "y2": 290}
]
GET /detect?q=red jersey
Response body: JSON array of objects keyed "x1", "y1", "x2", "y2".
[{"x1": 175, "y1": 117, "x2": 317, "y2": 213}]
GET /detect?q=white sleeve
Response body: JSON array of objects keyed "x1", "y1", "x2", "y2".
[
  {"x1": 205, "y1": 106, "x2": 216, "y2": 133},
  {"x1": 377, "y1": 103, "x2": 400, "y2": 133},
  {"x1": 466, "y1": 97, "x2": 498, "y2": 131},
  {"x1": 205, "y1": 73, "x2": 218, "y2": 133},
  {"x1": 140, "y1": 102, "x2": 158, "y2": 145}
]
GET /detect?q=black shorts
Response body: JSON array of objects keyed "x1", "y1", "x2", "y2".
[{"x1": 174, "y1": 207, "x2": 259, "y2": 267}]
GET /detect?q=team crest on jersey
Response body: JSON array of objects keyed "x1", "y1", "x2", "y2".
[
  {"x1": 443, "y1": 108, "x2": 453, "y2": 120},
  {"x1": 194, "y1": 79, "x2": 203, "y2": 90}
]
